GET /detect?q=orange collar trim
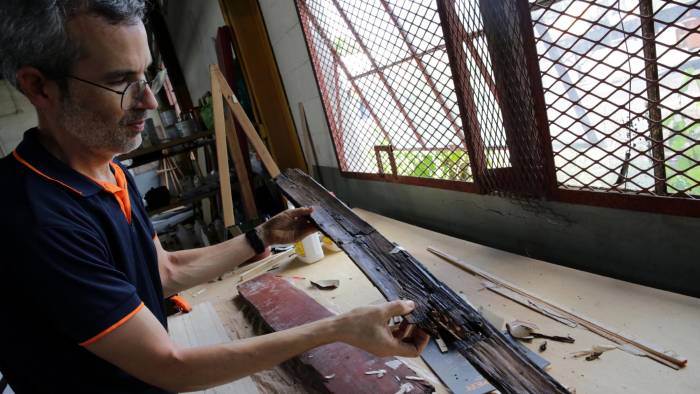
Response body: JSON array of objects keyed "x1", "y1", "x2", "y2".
[
  {"x1": 12, "y1": 150, "x2": 84, "y2": 195},
  {"x1": 89, "y1": 163, "x2": 132, "y2": 224}
]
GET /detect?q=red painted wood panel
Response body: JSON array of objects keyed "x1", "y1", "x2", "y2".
[{"x1": 238, "y1": 274, "x2": 433, "y2": 393}]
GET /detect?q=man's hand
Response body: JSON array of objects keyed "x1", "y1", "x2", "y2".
[
  {"x1": 334, "y1": 300, "x2": 430, "y2": 357},
  {"x1": 156, "y1": 207, "x2": 318, "y2": 297},
  {"x1": 258, "y1": 207, "x2": 317, "y2": 245},
  {"x1": 86, "y1": 298, "x2": 430, "y2": 392}
]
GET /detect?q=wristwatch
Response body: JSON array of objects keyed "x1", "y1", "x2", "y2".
[{"x1": 245, "y1": 228, "x2": 266, "y2": 254}]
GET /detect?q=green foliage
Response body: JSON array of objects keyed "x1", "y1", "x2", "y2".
[
  {"x1": 663, "y1": 115, "x2": 700, "y2": 195},
  {"x1": 390, "y1": 149, "x2": 471, "y2": 181},
  {"x1": 333, "y1": 36, "x2": 357, "y2": 57},
  {"x1": 199, "y1": 95, "x2": 213, "y2": 131},
  {"x1": 663, "y1": 66, "x2": 700, "y2": 195}
]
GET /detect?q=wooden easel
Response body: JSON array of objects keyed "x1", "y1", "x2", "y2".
[{"x1": 209, "y1": 64, "x2": 281, "y2": 230}]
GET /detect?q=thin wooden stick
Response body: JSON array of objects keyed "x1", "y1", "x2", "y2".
[
  {"x1": 161, "y1": 160, "x2": 169, "y2": 190},
  {"x1": 210, "y1": 64, "x2": 236, "y2": 227},
  {"x1": 233, "y1": 249, "x2": 295, "y2": 284},
  {"x1": 212, "y1": 67, "x2": 280, "y2": 178},
  {"x1": 223, "y1": 105, "x2": 257, "y2": 220},
  {"x1": 427, "y1": 247, "x2": 687, "y2": 370}
]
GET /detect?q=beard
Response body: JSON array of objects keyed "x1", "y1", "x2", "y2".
[{"x1": 59, "y1": 96, "x2": 145, "y2": 155}]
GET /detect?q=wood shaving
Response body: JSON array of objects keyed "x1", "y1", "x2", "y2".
[
  {"x1": 394, "y1": 383, "x2": 414, "y2": 394},
  {"x1": 365, "y1": 369, "x2": 387, "y2": 378}
]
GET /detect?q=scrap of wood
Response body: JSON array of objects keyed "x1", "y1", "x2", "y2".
[
  {"x1": 394, "y1": 383, "x2": 414, "y2": 394},
  {"x1": 223, "y1": 100, "x2": 257, "y2": 221},
  {"x1": 585, "y1": 352, "x2": 602, "y2": 361},
  {"x1": 209, "y1": 64, "x2": 236, "y2": 228},
  {"x1": 365, "y1": 369, "x2": 387, "y2": 377},
  {"x1": 427, "y1": 247, "x2": 687, "y2": 370},
  {"x1": 212, "y1": 67, "x2": 280, "y2": 178},
  {"x1": 237, "y1": 273, "x2": 432, "y2": 393},
  {"x1": 274, "y1": 169, "x2": 568, "y2": 394},
  {"x1": 571, "y1": 345, "x2": 617, "y2": 359},
  {"x1": 310, "y1": 279, "x2": 339, "y2": 290},
  {"x1": 232, "y1": 249, "x2": 295, "y2": 284}
]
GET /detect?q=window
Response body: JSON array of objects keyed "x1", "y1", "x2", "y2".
[
  {"x1": 297, "y1": 0, "x2": 700, "y2": 214},
  {"x1": 296, "y1": 0, "x2": 474, "y2": 187},
  {"x1": 532, "y1": 0, "x2": 700, "y2": 199}
]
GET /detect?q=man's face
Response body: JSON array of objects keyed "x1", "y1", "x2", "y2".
[{"x1": 59, "y1": 15, "x2": 157, "y2": 155}]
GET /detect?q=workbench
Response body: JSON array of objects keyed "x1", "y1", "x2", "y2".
[{"x1": 175, "y1": 209, "x2": 700, "y2": 394}]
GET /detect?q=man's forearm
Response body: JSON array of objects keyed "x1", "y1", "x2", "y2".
[
  {"x1": 164, "y1": 316, "x2": 339, "y2": 392},
  {"x1": 87, "y1": 299, "x2": 425, "y2": 392},
  {"x1": 161, "y1": 234, "x2": 257, "y2": 296},
  {"x1": 159, "y1": 207, "x2": 316, "y2": 296}
]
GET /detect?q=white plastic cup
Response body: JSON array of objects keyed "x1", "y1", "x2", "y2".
[{"x1": 295, "y1": 232, "x2": 324, "y2": 264}]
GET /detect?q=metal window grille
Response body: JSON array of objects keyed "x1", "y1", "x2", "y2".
[
  {"x1": 439, "y1": 0, "x2": 552, "y2": 196},
  {"x1": 297, "y1": 0, "x2": 552, "y2": 196},
  {"x1": 297, "y1": 0, "x2": 700, "y2": 208},
  {"x1": 296, "y1": 0, "x2": 473, "y2": 183},
  {"x1": 530, "y1": 0, "x2": 700, "y2": 198}
]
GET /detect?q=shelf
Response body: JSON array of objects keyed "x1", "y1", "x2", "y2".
[
  {"x1": 147, "y1": 189, "x2": 219, "y2": 216},
  {"x1": 118, "y1": 131, "x2": 214, "y2": 165}
]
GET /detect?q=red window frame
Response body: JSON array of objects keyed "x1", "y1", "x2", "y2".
[{"x1": 295, "y1": 0, "x2": 700, "y2": 217}]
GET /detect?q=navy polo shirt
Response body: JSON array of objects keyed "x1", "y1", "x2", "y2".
[{"x1": 0, "y1": 128, "x2": 170, "y2": 393}]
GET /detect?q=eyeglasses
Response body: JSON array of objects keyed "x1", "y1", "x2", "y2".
[{"x1": 67, "y1": 69, "x2": 167, "y2": 110}]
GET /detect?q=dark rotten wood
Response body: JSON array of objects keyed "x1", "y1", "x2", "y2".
[
  {"x1": 275, "y1": 169, "x2": 569, "y2": 394},
  {"x1": 237, "y1": 274, "x2": 433, "y2": 394}
]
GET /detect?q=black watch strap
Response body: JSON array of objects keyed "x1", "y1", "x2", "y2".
[{"x1": 245, "y1": 229, "x2": 266, "y2": 254}]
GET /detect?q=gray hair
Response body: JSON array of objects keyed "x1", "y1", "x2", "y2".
[{"x1": 0, "y1": 0, "x2": 146, "y2": 91}]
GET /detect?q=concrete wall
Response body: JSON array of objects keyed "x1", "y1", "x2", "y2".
[
  {"x1": 318, "y1": 166, "x2": 700, "y2": 297},
  {"x1": 258, "y1": 0, "x2": 340, "y2": 169},
  {"x1": 0, "y1": 80, "x2": 37, "y2": 157},
  {"x1": 255, "y1": 1, "x2": 700, "y2": 297},
  {"x1": 163, "y1": 0, "x2": 226, "y2": 105}
]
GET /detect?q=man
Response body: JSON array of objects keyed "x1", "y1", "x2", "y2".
[{"x1": 0, "y1": 1, "x2": 429, "y2": 392}]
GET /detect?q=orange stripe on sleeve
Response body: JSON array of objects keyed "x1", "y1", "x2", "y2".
[
  {"x1": 12, "y1": 150, "x2": 83, "y2": 195},
  {"x1": 79, "y1": 302, "x2": 144, "y2": 347}
]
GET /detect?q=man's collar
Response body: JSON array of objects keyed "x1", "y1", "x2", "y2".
[{"x1": 13, "y1": 128, "x2": 106, "y2": 196}]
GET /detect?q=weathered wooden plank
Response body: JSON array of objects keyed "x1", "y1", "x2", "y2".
[
  {"x1": 274, "y1": 168, "x2": 569, "y2": 394},
  {"x1": 238, "y1": 273, "x2": 433, "y2": 394}
]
